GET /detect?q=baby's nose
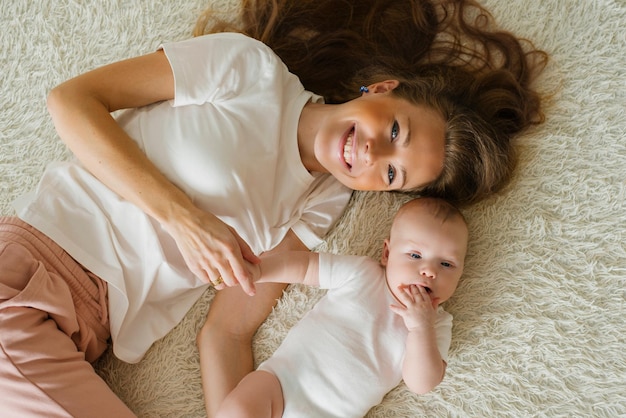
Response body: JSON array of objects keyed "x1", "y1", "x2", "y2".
[{"x1": 420, "y1": 265, "x2": 436, "y2": 279}]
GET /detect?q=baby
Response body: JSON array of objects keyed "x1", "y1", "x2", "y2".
[{"x1": 216, "y1": 197, "x2": 468, "y2": 418}]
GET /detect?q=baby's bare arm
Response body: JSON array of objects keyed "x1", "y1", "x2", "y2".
[
  {"x1": 251, "y1": 251, "x2": 320, "y2": 287},
  {"x1": 389, "y1": 284, "x2": 446, "y2": 394},
  {"x1": 402, "y1": 326, "x2": 446, "y2": 394}
]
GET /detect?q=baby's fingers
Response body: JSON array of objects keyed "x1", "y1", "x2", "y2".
[
  {"x1": 395, "y1": 285, "x2": 416, "y2": 305},
  {"x1": 389, "y1": 304, "x2": 405, "y2": 317}
]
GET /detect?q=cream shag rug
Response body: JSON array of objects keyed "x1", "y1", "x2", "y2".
[{"x1": 2, "y1": 0, "x2": 625, "y2": 416}]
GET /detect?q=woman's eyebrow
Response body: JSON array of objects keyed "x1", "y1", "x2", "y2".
[
  {"x1": 399, "y1": 167, "x2": 408, "y2": 190},
  {"x1": 399, "y1": 120, "x2": 411, "y2": 190}
]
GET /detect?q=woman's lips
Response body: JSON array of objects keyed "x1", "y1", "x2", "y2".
[{"x1": 342, "y1": 125, "x2": 356, "y2": 169}]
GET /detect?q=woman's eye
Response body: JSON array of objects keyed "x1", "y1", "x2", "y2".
[
  {"x1": 391, "y1": 121, "x2": 399, "y2": 141},
  {"x1": 387, "y1": 165, "x2": 396, "y2": 185}
]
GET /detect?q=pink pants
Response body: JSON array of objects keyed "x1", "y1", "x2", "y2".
[{"x1": 0, "y1": 217, "x2": 136, "y2": 417}]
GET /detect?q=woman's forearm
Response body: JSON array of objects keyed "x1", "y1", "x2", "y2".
[{"x1": 46, "y1": 51, "x2": 195, "y2": 226}]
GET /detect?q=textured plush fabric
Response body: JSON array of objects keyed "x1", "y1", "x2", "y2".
[{"x1": 1, "y1": 0, "x2": 624, "y2": 416}]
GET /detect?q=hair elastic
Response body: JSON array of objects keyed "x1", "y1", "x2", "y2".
[{"x1": 359, "y1": 86, "x2": 369, "y2": 93}]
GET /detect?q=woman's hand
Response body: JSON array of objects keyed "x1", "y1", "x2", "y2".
[{"x1": 163, "y1": 204, "x2": 261, "y2": 296}]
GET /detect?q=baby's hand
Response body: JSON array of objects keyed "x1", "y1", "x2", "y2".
[{"x1": 389, "y1": 284, "x2": 438, "y2": 332}]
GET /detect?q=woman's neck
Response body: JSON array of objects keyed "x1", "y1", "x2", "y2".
[{"x1": 297, "y1": 101, "x2": 327, "y2": 173}]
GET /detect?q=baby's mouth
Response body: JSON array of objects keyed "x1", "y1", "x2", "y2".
[{"x1": 343, "y1": 127, "x2": 355, "y2": 168}]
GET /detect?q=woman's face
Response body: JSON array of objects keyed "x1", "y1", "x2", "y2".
[{"x1": 313, "y1": 88, "x2": 446, "y2": 191}]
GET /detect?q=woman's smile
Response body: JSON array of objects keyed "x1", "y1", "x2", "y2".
[
  {"x1": 343, "y1": 126, "x2": 356, "y2": 168},
  {"x1": 341, "y1": 125, "x2": 356, "y2": 169}
]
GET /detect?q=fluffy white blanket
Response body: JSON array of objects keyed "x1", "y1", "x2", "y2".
[{"x1": 2, "y1": 0, "x2": 624, "y2": 416}]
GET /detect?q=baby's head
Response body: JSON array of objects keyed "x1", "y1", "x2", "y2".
[{"x1": 381, "y1": 197, "x2": 468, "y2": 306}]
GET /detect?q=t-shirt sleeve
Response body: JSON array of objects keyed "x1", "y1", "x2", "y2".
[
  {"x1": 160, "y1": 33, "x2": 280, "y2": 106},
  {"x1": 290, "y1": 175, "x2": 353, "y2": 250},
  {"x1": 435, "y1": 307, "x2": 453, "y2": 364}
]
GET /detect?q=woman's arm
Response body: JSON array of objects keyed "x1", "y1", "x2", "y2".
[
  {"x1": 47, "y1": 51, "x2": 259, "y2": 294},
  {"x1": 47, "y1": 51, "x2": 179, "y2": 220},
  {"x1": 197, "y1": 229, "x2": 314, "y2": 416}
]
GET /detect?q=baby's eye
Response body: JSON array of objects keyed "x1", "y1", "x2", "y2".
[
  {"x1": 441, "y1": 261, "x2": 452, "y2": 268},
  {"x1": 410, "y1": 253, "x2": 421, "y2": 259},
  {"x1": 391, "y1": 120, "x2": 399, "y2": 141}
]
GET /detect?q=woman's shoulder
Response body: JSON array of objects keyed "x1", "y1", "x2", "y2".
[
  {"x1": 196, "y1": 32, "x2": 267, "y2": 46},
  {"x1": 160, "y1": 31, "x2": 292, "y2": 103},
  {"x1": 162, "y1": 32, "x2": 286, "y2": 79},
  {"x1": 167, "y1": 32, "x2": 276, "y2": 60}
]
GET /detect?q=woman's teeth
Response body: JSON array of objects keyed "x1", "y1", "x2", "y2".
[{"x1": 343, "y1": 130, "x2": 354, "y2": 166}]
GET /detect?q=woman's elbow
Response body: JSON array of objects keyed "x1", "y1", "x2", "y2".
[
  {"x1": 46, "y1": 81, "x2": 80, "y2": 124},
  {"x1": 46, "y1": 83, "x2": 65, "y2": 118}
]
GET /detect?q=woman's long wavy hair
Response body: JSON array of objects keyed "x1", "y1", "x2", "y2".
[{"x1": 194, "y1": 0, "x2": 548, "y2": 205}]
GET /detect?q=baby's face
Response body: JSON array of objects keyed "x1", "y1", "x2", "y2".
[{"x1": 381, "y1": 204, "x2": 468, "y2": 306}]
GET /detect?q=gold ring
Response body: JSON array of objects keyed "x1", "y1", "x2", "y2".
[{"x1": 212, "y1": 276, "x2": 224, "y2": 286}]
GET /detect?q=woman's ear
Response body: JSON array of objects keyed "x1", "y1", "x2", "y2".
[{"x1": 367, "y1": 80, "x2": 400, "y2": 94}]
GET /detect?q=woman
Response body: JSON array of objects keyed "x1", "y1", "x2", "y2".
[{"x1": 0, "y1": 0, "x2": 546, "y2": 416}]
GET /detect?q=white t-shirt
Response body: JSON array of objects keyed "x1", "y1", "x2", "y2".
[
  {"x1": 258, "y1": 253, "x2": 453, "y2": 418},
  {"x1": 14, "y1": 33, "x2": 352, "y2": 363}
]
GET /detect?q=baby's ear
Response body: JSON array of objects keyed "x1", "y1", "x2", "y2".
[{"x1": 380, "y1": 239, "x2": 391, "y2": 266}]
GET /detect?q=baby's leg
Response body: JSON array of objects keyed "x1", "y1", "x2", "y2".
[{"x1": 215, "y1": 370, "x2": 284, "y2": 418}]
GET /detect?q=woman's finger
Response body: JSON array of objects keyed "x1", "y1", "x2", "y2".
[
  {"x1": 221, "y1": 231, "x2": 257, "y2": 295},
  {"x1": 192, "y1": 264, "x2": 212, "y2": 285},
  {"x1": 209, "y1": 273, "x2": 226, "y2": 289},
  {"x1": 230, "y1": 227, "x2": 261, "y2": 265},
  {"x1": 208, "y1": 254, "x2": 256, "y2": 296}
]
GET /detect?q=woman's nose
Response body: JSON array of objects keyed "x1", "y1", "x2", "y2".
[{"x1": 364, "y1": 138, "x2": 389, "y2": 166}]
